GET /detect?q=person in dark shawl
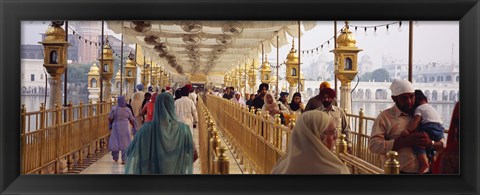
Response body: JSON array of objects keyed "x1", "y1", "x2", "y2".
[
  {"x1": 125, "y1": 93, "x2": 195, "y2": 174},
  {"x1": 108, "y1": 95, "x2": 137, "y2": 164},
  {"x1": 288, "y1": 92, "x2": 305, "y2": 115}
]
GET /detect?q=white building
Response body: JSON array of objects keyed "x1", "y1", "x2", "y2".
[{"x1": 21, "y1": 59, "x2": 50, "y2": 96}]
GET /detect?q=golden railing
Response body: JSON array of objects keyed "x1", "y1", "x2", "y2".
[
  {"x1": 21, "y1": 100, "x2": 114, "y2": 174},
  {"x1": 206, "y1": 95, "x2": 293, "y2": 174},
  {"x1": 336, "y1": 134, "x2": 400, "y2": 174},
  {"x1": 346, "y1": 109, "x2": 383, "y2": 168},
  {"x1": 197, "y1": 96, "x2": 229, "y2": 174},
  {"x1": 204, "y1": 95, "x2": 400, "y2": 174}
]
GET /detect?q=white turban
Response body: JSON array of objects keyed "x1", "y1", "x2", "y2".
[{"x1": 390, "y1": 79, "x2": 414, "y2": 96}]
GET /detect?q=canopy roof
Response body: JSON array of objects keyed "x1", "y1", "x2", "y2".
[{"x1": 106, "y1": 21, "x2": 316, "y2": 76}]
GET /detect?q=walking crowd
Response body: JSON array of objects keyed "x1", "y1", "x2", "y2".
[
  {"x1": 108, "y1": 83, "x2": 199, "y2": 174},
  {"x1": 108, "y1": 78, "x2": 459, "y2": 175}
]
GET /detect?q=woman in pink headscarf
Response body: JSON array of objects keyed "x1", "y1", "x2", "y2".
[
  {"x1": 141, "y1": 92, "x2": 158, "y2": 123},
  {"x1": 231, "y1": 91, "x2": 246, "y2": 106},
  {"x1": 261, "y1": 92, "x2": 290, "y2": 124}
]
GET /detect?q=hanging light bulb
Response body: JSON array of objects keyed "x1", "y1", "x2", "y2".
[
  {"x1": 374, "y1": 26, "x2": 378, "y2": 36},
  {"x1": 364, "y1": 27, "x2": 368, "y2": 36},
  {"x1": 386, "y1": 25, "x2": 390, "y2": 35},
  {"x1": 398, "y1": 21, "x2": 403, "y2": 32}
]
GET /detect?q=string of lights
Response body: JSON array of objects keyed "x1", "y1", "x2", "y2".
[
  {"x1": 300, "y1": 21, "x2": 403, "y2": 55},
  {"x1": 68, "y1": 26, "x2": 129, "y2": 60}
]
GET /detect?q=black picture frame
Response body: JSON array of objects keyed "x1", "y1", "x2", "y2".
[{"x1": 1, "y1": 0, "x2": 478, "y2": 194}]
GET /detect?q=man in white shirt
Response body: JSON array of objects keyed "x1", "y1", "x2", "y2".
[
  {"x1": 368, "y1": 79, "x2": 432, "y2": 174},
  {"x1": 175, "y1": 87, "x2": 198, "y2": 136}
]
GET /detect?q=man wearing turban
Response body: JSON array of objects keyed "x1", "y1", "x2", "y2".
[
  {"x1": 304, "y1": 81, "x2": 337, "y2": 112},
  {"x1": 316, "y1": 88, "x2": 352, "y2": 153},
  {"x1": 369, "y1": 79, "x2": 433, "y2": 174}
]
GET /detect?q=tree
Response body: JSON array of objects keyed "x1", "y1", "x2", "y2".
[
  {"x1": 371, "y1": 68, "x2": 391, "y2": 82},
  {"x1": 359, "y1": 68, "x2": 391, "y2": 82}
]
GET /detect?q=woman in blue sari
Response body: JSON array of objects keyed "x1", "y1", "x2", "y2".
[{"x1": 125, "y1": 92, "x2": 195, "y2": 174}]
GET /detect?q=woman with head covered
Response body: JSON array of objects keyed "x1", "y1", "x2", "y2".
[
  {"x1": 231, "y1": 91, "x2": 246, "y2": 106},
  {"x1": 108, "y1": 95, "x2": 137, "y2": 164},
  {"x1": 271, "y1": 110, "x2": 350, "y2": 174},
  {"x1": 125, "y1": 93, "x2": 195, "y2": 174}
]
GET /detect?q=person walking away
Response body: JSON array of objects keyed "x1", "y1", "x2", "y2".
[
  {"x1": 131, "y1": 86, "x2": 145, "y2": 130},
  {"x1": 141, "y1": 92, "x2": 158, "y2": 123},
  {"x1": 125, "y1": 93, "x2": 196, "y2": 174},
  {"x1": 175, "y1": 87, "x2": 199, "y2": 137},
  {"x1": 108, "y1": 96, "x2": 137, "y2": 164}
]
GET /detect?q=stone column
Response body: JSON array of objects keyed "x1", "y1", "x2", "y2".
[
  {"x1": 340, "y1": 82, "x2": 352, "y2": 114},
  {"x1": 49, "y1": 77, "x2": 62, "y2": 109}
]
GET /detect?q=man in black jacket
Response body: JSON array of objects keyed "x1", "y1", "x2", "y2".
[{"x1": 252, "y1": 83, "x2": 269, "y2": 112}]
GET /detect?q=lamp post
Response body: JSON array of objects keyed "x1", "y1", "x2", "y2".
[
  {"x1": 141, "y1": 62, "x2": 150, "y2": 91},
  {"x1": 99, "y1": 36, "x2": 114, "y2": 101},
  {"x1": 247, "y1": 64, "x2": 256, "y2": 94},
  {"x1": 39, "y1": 21, "x2": 70, "y2": 109},
  {"x1": 330, "y1": 21, "x2": 362, "y2": 114},
  {"x1": 113, "y1": 70, "x2": 122, "y2": 97},
  {"x1": 87, "y1": 63, "x2": 100, "y2": 103},
  {"x1": 260, "y1": 55, "x2": 272, "y2": 89},
  {"x1": 124, "y1": 52, "x2": 136, "y2": 99},
  {"x1": 285, "y1": 40, "x2": 299, "y2": 101}
]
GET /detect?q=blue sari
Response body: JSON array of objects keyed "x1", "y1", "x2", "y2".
[{"x1": 125, "y1": 93, "x2": 194, "y2": 174}]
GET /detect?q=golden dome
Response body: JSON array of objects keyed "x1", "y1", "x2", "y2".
[
  {"x1": 125, "y1": 59, "x2": 135, "y2": 68},
  {"x1": 101, "y1": 36, "x2": 113, "y2": 59},
  {"x1": 247, "y1": 67, "x2": 254, "y2": 76},
  {"x1": 286, "y1": 40, "x2": 299, "y2": 65},
  {"x1": 253, "y1": 58, "x2": 260, "y2": 69},
  {"x1": 115, "y1": 71, "x2": 122, "y2": 79},
  {"x1": 337, "y1": 22, "x2": 357, "y2": 47},
  {"x1": 270, "y1": 75, "x2": 277, "y2": 83},
  {"x1": 44, "y1": 25, "x2": 66, "y2": 42},
  {"x1": 87, "y1": 63, "x2": 100, "y2": 76},
  {"x1": 261, "y1": 56, "x2": 271, "y2": 72}
]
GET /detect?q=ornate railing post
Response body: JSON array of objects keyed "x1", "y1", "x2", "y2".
[
  {"x1": 20, "y1": 104, "x2": 27, "y2": 174},
  {"x1": 336, "y1": 134, "x2": 348, "y2": 155},
  {"x1": 214, "y1": 145, "x2": 230, "y2": 174},
  {"x1": 384, "y1": 151, "x2": 400, "y2": 174},
  {"x1": 357, "y1": 108, "x2": 364, "y2": 157}
]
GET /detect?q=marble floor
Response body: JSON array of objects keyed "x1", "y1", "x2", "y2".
[{"x1": 79, "y1": 126, "x2": 244, "y2": 174}]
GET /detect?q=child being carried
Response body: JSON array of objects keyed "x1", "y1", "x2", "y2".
[{"x1": 401, "y1": 90, "x2": 445, "y2": 174}]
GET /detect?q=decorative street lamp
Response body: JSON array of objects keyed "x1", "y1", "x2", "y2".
[
  {"x1": 330, "y1": 21, "x2": 363, "y2": 114},
  {"x1": 98, "y1": 35, "x2": 114, "y2": 101},
  {"x1": 141, "y1": 62, "x2": 150, "y2": 91},
  {"x1": 247, "y1": 63, "x2": 257, "y2": 93},
  {"x1": 39, "y1": 21, "x2": 70, "y2": 108},
  {"x1": 87, "y1": 63, "x2": 100, "y2": 103},
  {"x1": 285, "y1": 40, "x2": 299, "y2": 99},
  {"x1": 113, "y1": 70, "x2": 123, "y2": 97},
  {"x1": 151, "y1": 65, "x2": 158, "y2": 90},
  {"x1": 124, "y1": 51, "x2": 136, "y2": 99},
  {"x1": 260, "y1": 55, "x2": 272, "y2": 85}
]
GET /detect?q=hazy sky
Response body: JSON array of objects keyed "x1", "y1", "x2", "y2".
[{"x1": 22, "y1": 21, "x2": 459, "y2": 70}]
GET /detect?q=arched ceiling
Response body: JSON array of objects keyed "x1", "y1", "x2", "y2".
[{"x1": 106, "y1": 21, "x2": 316, "y2": 77}]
